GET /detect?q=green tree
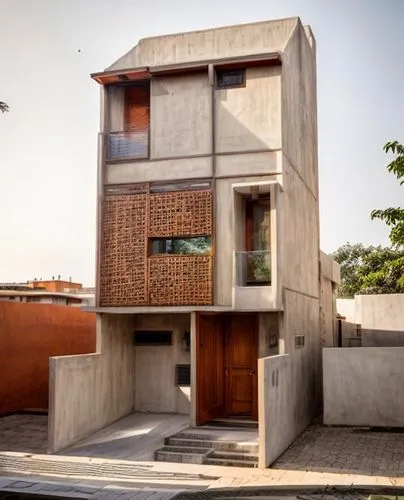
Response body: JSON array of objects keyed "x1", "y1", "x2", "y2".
[
  {"x1": 371, "y1": 141, "x2": 404, "y2": 247},
  {"x1": 0, "y1": 101, "x2": 9, "y2": 113},
  {"x1": 331, "y1": 243, "x2": 404, "y2": 298}
]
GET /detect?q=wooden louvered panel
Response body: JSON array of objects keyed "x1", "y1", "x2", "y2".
[{"x1": 125, "y1": 86, "x2": 150, "y2": 132}]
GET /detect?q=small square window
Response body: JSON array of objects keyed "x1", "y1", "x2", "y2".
[{"x1": 216, "y1": 69, "x2": 245, "y2": 89}]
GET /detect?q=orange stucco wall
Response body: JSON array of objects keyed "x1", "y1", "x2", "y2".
[{"x1": 0, "y1": 302, "x2": 96, "y2": 415}]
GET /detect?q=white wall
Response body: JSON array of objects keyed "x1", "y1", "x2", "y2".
[
  {"x1": 48, "y1": 314, "x2": 135, "y2": 452},
  {"x1": 134, "y1": 314, "x2": 191, "y2": 414},
  {"x1": 336, "y1": 298, "x2": 356, "y2": 323},
  {"x1": 323, "y1": 347, "x2": 404, "y2": 427},
  {"x1": 356, "y1": 294, "x2": 404, "y2": 330}
]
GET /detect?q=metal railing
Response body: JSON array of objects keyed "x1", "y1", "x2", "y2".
[
  {"x1": 234, "y1": 250, "x2": 271, "y2": 287},
  {"x1": 106, "y1": 130, "x2": 149, "y2": 161}
]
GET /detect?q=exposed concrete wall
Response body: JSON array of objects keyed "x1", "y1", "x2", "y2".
[
  {"x1": 341, "y1": 320, "x2": 361, "y2": 347},
  {"x1": 215, "y1": 174, "x2": 279, "y2": 306},
  {"x1": 281, "y1": 22, "x2": 318, "y2": 197},
  {"x1": 215, "y1": 151, "x2": 280, "y2": 178},
  {"x1": 278, "y1": 155, "x2": 319, "y2": 300},
  {"x1": 134, "y1": 314, "x2": 191, "y2": 414},
  {"x1": 362, "y1": 329, "x2": 404, "y2": 347},
  {"x1": 337, "y1": 298, "x2": 356, "y2": 323},
  {"x1": 48, "y1": 314, "x2": 135, "y2": 453},
  {"x1": 0, "y1": 302, "x2": 95, "y2": 416},
  {"x1": 215, "y1": 66, "x2": 281, "y2": 153},
  {"x1": 356, "y1": 294, "x2": 404, "y2": 330},
  {"x1": 323, "y1": 347, "x2": 404, "y2": 427},
  {"x1": 107, "y1": 18, "x2": 299, "y2": 70},
  {"x1": 107, "y1": 86, "x2": 124, "y2": 132},
  {"x1": 319, "y1": 253, "x2": 339, "y2": 348},
  {"x1": 258, "y1": 313, "x2": 279, "y2": 358},
  {"x1": 258, "y1": 351, "x2": 312, "y2": 467},
  {"x1": 106, "y1": 157, "x2": 212, "y2": 184},
  {"x1": 151, "y1": 74, "x2": 211, "y2": 158},
  {"x1": 320, "y1": 272, "x2": 335, "y2": 347}
]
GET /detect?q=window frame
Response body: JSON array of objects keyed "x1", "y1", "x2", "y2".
[
  {"x1": 215, "y1": 68, "x2": 246, "y2": 89},
  {"x1": 149, "y1": 236, "x2": 212, "y2": 257}
]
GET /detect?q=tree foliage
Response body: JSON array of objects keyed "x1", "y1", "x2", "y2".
[
  {"x1": 371, "y1": 141, "x2": 404, "y2": 247},
  {"x1": 331, "y1": 243, "x2": 404, "y2": 298},
  {"x1": 0, "y1": 101, "x2": 9, "y2": 113}
]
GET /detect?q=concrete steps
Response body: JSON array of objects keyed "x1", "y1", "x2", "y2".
[{"x1": 154, "y1": 429, "x2": 258, "y2": 468}]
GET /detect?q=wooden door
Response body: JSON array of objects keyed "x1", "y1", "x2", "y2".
[
  {"x1": 196, "y1": 314, "x2": 225, "y2": 425},
  {"x1": 225, "y1": 315, "x2": 258, "y2": 420}
]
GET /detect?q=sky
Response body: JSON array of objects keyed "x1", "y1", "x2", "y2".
[{"x1": 1, "y1": 0, "x2": 403, "y2": 286}]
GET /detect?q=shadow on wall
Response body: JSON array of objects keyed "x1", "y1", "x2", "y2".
[{"x1": 0, "y1": 302, "x2": 96, "y2": 415}]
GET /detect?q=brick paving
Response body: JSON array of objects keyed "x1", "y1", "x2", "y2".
[
  {"x1": 0, "y1": 414, "x2": 48, "y2": 453},
  {"x1": 273, "y1": 423, "x2": 404, "y2": 477}
]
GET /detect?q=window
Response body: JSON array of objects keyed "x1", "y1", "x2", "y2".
[
  {"x1": 216, "y1": 69, "x2": 245, "y2": 89},
  {"x1": 295, "y1": 335, "x2": 305, "y2": 349},
  {"x1": 134, "y1": 331, "x2": 172, "y2": 346},
  {"x1": 175, "y1": 364, "x2": 191, "y2": 386},
  {"x1": 151, "y1": 237, "x2": 211, "y2": 256}
]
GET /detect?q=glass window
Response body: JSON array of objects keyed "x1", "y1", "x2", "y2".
[
  {"x1": 216, "y1": 69, "x2": 245, "y2": 89},
  {"x1": 151, "y1": 237, "x2": 211, "y2": 255}
]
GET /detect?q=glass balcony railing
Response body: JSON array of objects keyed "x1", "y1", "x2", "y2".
[
  {"x1": 106, "y1": 131, "x2": 149, "y2": 161},
  {"x1": 234, "y1": 250, "x2": 271, "y2": 287}
]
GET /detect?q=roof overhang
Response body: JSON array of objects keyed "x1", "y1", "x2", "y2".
[{"x1": 91, "y1": 52, "x2": 282, "y2": 85}]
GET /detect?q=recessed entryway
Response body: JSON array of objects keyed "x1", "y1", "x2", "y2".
[{"x1": 196, "y1": 313, "x2": 258, "y2": 425}]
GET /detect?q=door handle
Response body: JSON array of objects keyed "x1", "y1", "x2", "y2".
[{"x1": 249, "y1": 370, "x2": 255, "y2": 376}]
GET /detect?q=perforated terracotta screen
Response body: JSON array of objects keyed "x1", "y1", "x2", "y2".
[
  {"x1": 149, "y1": 190, "x2": 212, "y2": 237},
  {"x1": 99, "y1": 185, "x2": 213, "y2": 306},
  {"x1": 100, "y1": 193, "x2": 147, "y2": 306},
  {"x1": 148, "y1": 256, "x2": 212, "y2": 305}
]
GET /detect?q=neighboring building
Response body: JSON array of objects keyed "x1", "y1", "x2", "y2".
[
  {"x1": 29, "y1": 278, "x2": 83, "y2": 294},
  {"x1": 0, "y1": 280, "x2": 95, "y2": 307},
  {"x1": 48, "y1": 18, "x2": 340, "y2": 464}
]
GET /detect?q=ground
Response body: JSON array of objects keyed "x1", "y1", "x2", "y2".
[
  {"x1": 2, "y1": 414, "x2": 404, "y2": 479},
  {"x1": 272, "y1": 423, "x2": 404, "y2": 477}
]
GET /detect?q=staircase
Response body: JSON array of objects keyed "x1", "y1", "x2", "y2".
[{"x1": 155, "y1": 427, "x2": 259, "y2": 468}]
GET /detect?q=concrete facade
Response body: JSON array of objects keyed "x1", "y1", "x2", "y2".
[
  {"x1": 48, "y1": 17, "x2": 339, "y2": 463},
  {"x1": 323, "y1": 347, "x2": 404, "y2": 427},
  {"x1": 49, "y1": 314, "x2": 135, "y2": 452}
]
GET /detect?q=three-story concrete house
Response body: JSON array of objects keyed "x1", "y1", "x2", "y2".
[{"x1": 48, "y1": 17, "x2": 340, "y2": 467}]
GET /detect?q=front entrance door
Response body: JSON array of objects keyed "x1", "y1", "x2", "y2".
[
  {"x1": 196, "y1": 314, "x2": 258, "y2": 425},
  {"x1": 225, "y1": 315, "x2": 258, "y2": 420}
]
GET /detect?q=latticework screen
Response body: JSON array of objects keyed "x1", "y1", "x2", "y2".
[
  {"x1": 148, "y1": 256, "x2": 213, "y2": 305},
  {"x1": 149, "y1": 190, "x2": 212, "y2": 237},
  {"x1": 99, "y1": 194, "x2": 147, "y2": 306}
]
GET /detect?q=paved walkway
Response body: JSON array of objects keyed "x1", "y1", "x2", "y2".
[
  {"x1": 0, "y1": 413, "x2": 47, "y2": 453},
  {"x1": 273, "y1": 423, "x2": 404, "y2": 477},
  {"x1": 63, "y1": 413, "x2": 189, "y2": 461}
]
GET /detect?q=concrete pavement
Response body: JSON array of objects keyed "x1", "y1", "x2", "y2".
[{"x1": 2, "y1": 451, "x2": 404, "y2": 500}]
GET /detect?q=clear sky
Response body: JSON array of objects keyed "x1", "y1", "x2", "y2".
[{"x1": 1, "y1": 0, "x2": 403, "y2": 286}]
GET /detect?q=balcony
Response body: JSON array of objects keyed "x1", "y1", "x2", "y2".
[
  {"x1": 106, "y1": 131, "x2": 149, "y2": 161},
  {"x1": 233, "y1": 250, "x2": 274, "y2": 310}
]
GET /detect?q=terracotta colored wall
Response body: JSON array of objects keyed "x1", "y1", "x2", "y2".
[
  {"x1": 0, "y1": 302, "x2": 96, "y2": 415},
  {"x1": 31, "y1": 280, "x2": 82, "y2": 292}
]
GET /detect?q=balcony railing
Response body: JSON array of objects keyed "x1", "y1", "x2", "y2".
[
  {"x1": 106, "y1": 131, "x2": 149, "y2": 161},
  {"x1": 235, "y1": 250, "x2": 271, "y2": 287}
]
